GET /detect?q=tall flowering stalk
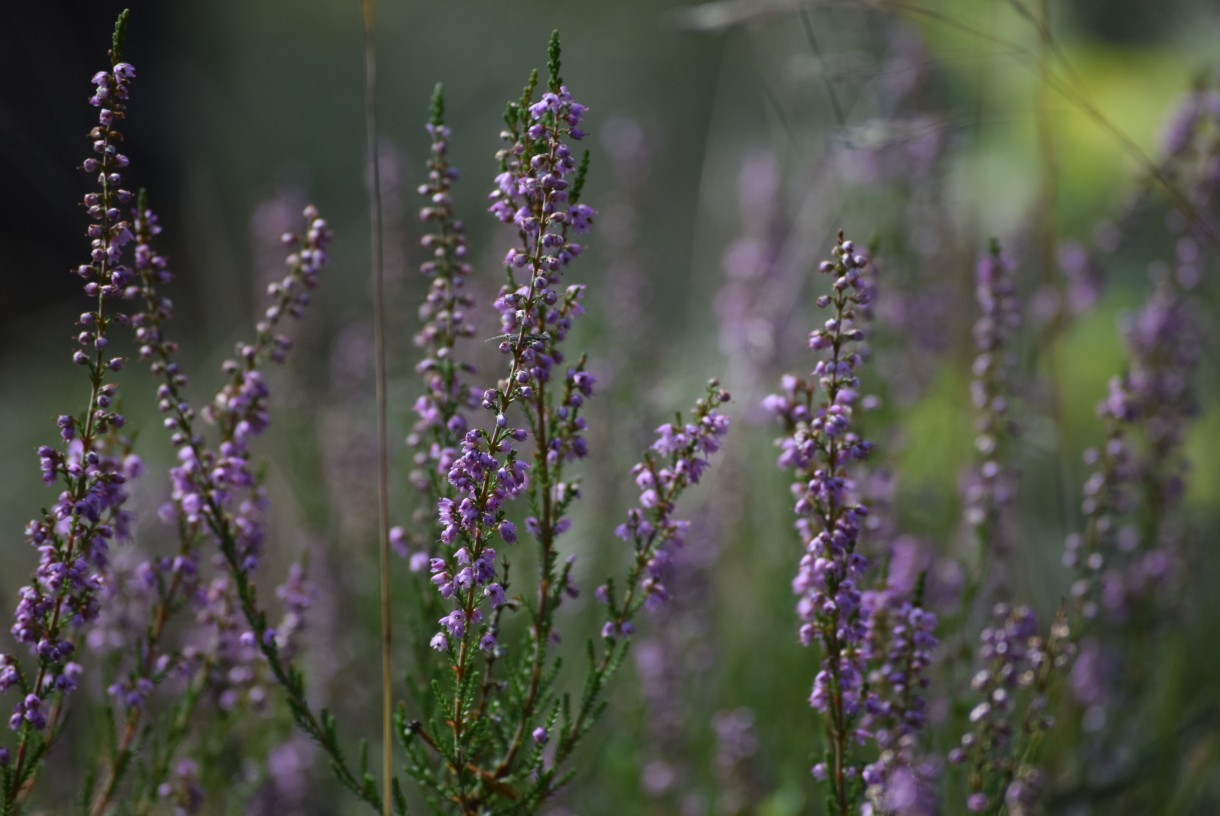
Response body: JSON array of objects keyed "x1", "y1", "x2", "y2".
[
  {"x1": 766, "y1": 233, "x2": 878, "y2": 814},
  {"x1": 393, "y1": 34, "x2": 730, "y2": 813},
  {"x1": 146, "y1": 205, "x2": 387, "y2": 811},
  {"x1": 948, "y1": 605, "x2": 1072, "y2": 815},
  {"x1": 404, "y1": 83, "x2": 478, "y2": 560},
  {"x1": 964, "y1": 241, "x2": 1020, "y2": 564},
  {"x1": 155, "y1": 201, "x2": 330, "y2": 654},
  {"x1": 767, "y1": 235, "x2": 940, "y2": 815},
  {"x1": 0, "y1": 13, "x2": 378, "y2": 814},
  {"x1": 1065, "y1": 248, "x2": 1202, "y2": 618},
  {"x1": 573, "y1": 382, "x2": 730, "y2": 771},
  {"x1": 625, "y1": 416, "x2": 742, "y2": 807},
  {"x1": 400, "y1": 34, "x2": 598, "y2": 812},
  {"x1": 945, "y1": 240, "x2": 1022, "y2": 697},
  {"x1": 80, "y1": 198, "x2": 209, "y2": 815},
  {"x1": 0, "y1": 15, "x2": 139, "y2": 809},
  {"x1": 398, "y1": 83, "x2": 481, "y2": 702},
  {"x1": 858, "y1": 581, "x2": 939, "y2": 815},
  {"x1": 81, "y1": 196, "x2": 328, "y2": 815},
  {"x1": 1059, "y1": 241, "x2": 1203, "y2": 791}
]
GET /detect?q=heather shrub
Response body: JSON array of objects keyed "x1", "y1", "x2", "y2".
[{"x1": 1, "y1": 4, "x2": 1218, "y2": 815}]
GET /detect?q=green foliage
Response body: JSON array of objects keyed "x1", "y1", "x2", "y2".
[{"x1": 110, "y1": 9, "x2": 130, "y2": 64}]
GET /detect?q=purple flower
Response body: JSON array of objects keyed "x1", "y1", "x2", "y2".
[
  {"x1": 440, "y1": 609, "x2": 466, "y2": 639},
  {"x1": 272, "y1": 561, "x2": 316, "y2": 660}
]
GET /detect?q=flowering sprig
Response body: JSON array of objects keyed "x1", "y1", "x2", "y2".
[
  {"x1": 858, "y1": 581, "x2": 939, "y2": 814},
  {"x1": 599, "y1": 381, "x2": 732, "y2": 630},
  {"x1": 766, "y1": 232, "x2": 876, "y2": 815},
  {"x1": 964, "y1": 241, "x2": 1020, "y2": 550},
  {"x1": 1, "y1": 16, "x2": 139, "y2": 810},
  {"x1": 1066, "y1": 241, "x2": 1200, "y2": 620},
  {"x1": 562, "y1": 381, "x2": 731, "y2": 779},
  {"x1": 405, "y1": 84, "x2": 479, "y2": 560},
  {"x1": 403, "y1": 33, "x2": 597, "y2": 813},
  {"x1": 77, "y1": 97, "x2": 346, "y2": 808},
  {"x1": 1060, "y1": 245, "x2": 1202, "y2": 786},
  {"x1": 77, "y1": 194, "x2": 332, "y2": 815},
  {"x1": 141, "y1": 200, "x2": 329, "y2": 613},
  {"x1": 397, "y1": 37, "x2": 734, "y2": 815},
  {"x1": 422, "y1": 33, "x2": 592, "y2": 654},
  {"x1": 949, "y1": 240, "x2": 1022, "y2": 679},
  {"x1": 149, "y1": 207, "x2": 378, "y2": 810},
  {"x1": 948, "y1": 605, "x2": 1072, "y2": 815},
  {"x1": 1062, "y1": 377, "x2": 1139, "y2": 624},
  {"x1": 80, "y1": 197, "x2": 210, "y2": 815}
]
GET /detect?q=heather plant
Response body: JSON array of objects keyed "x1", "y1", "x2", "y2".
[
  {"x1": 390, "y1": 43, "x2": 732, "y2": 811},
  {"x1": 2, "y1": 12, "x2": 736, "y2": 816},
  {"x1": 766, "y1": 235, "x2": 941, "y2": 815},
  {"x1": 1, "y1": 13, "x2": 336, "y2": 814},
  {"x1": 4, "y1": 4, "x2": 1220, "y2": 816},
  {"x1": 741, "y1": 14, "x2": 1217, "y2": 811}
]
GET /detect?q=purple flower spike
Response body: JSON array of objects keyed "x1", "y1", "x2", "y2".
[
  {"x1": 605, "y1": 381, "x2": 730, "y2": 629},
  {"x1": 1, "y1": 41, "x2": 144, "y2": 728},
  {"x1": 404, "y1": 85, "x2": 482, "y2": 560},
  {"x1": 952, "y1": 604, "x2": 1072, "y2": 813},
  {"x1": 419, "y1": 57, "x2": 600, "y2": 697},
  {"x1": 965, "y1": 241, "x2": 1020, "y2": 531},
  {"x1": 767, "y1": 232, "x2": 885, "y2": 811}
]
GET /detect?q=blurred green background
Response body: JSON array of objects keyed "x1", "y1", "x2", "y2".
[{"x1": 2, "y1": 0, "x2": 1219, "y2": 813}]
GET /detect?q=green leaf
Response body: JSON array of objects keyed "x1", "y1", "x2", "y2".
[
  {"x1": 429, "y1": 83, "x2": 445, "y2": 128},
  {"x1": 546, "y1": 31, "x2": 562, "y2": 91},
  {"x1": 392, "y1": 775, "x2": 408, "y2": 815},
  {"x1": 111, "y1": 9, "x2": 131, "y2": 63},
  {"x1": 521, "y1": 69, "x2": 539, "y2": 113},
  {"x1": 570, "y1": 150, "x2": 590, "y2": 205}
]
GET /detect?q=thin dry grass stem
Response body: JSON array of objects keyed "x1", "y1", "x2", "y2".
[{"x1": 359, "y1": 0, "x2": 394, "y2": 814}]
